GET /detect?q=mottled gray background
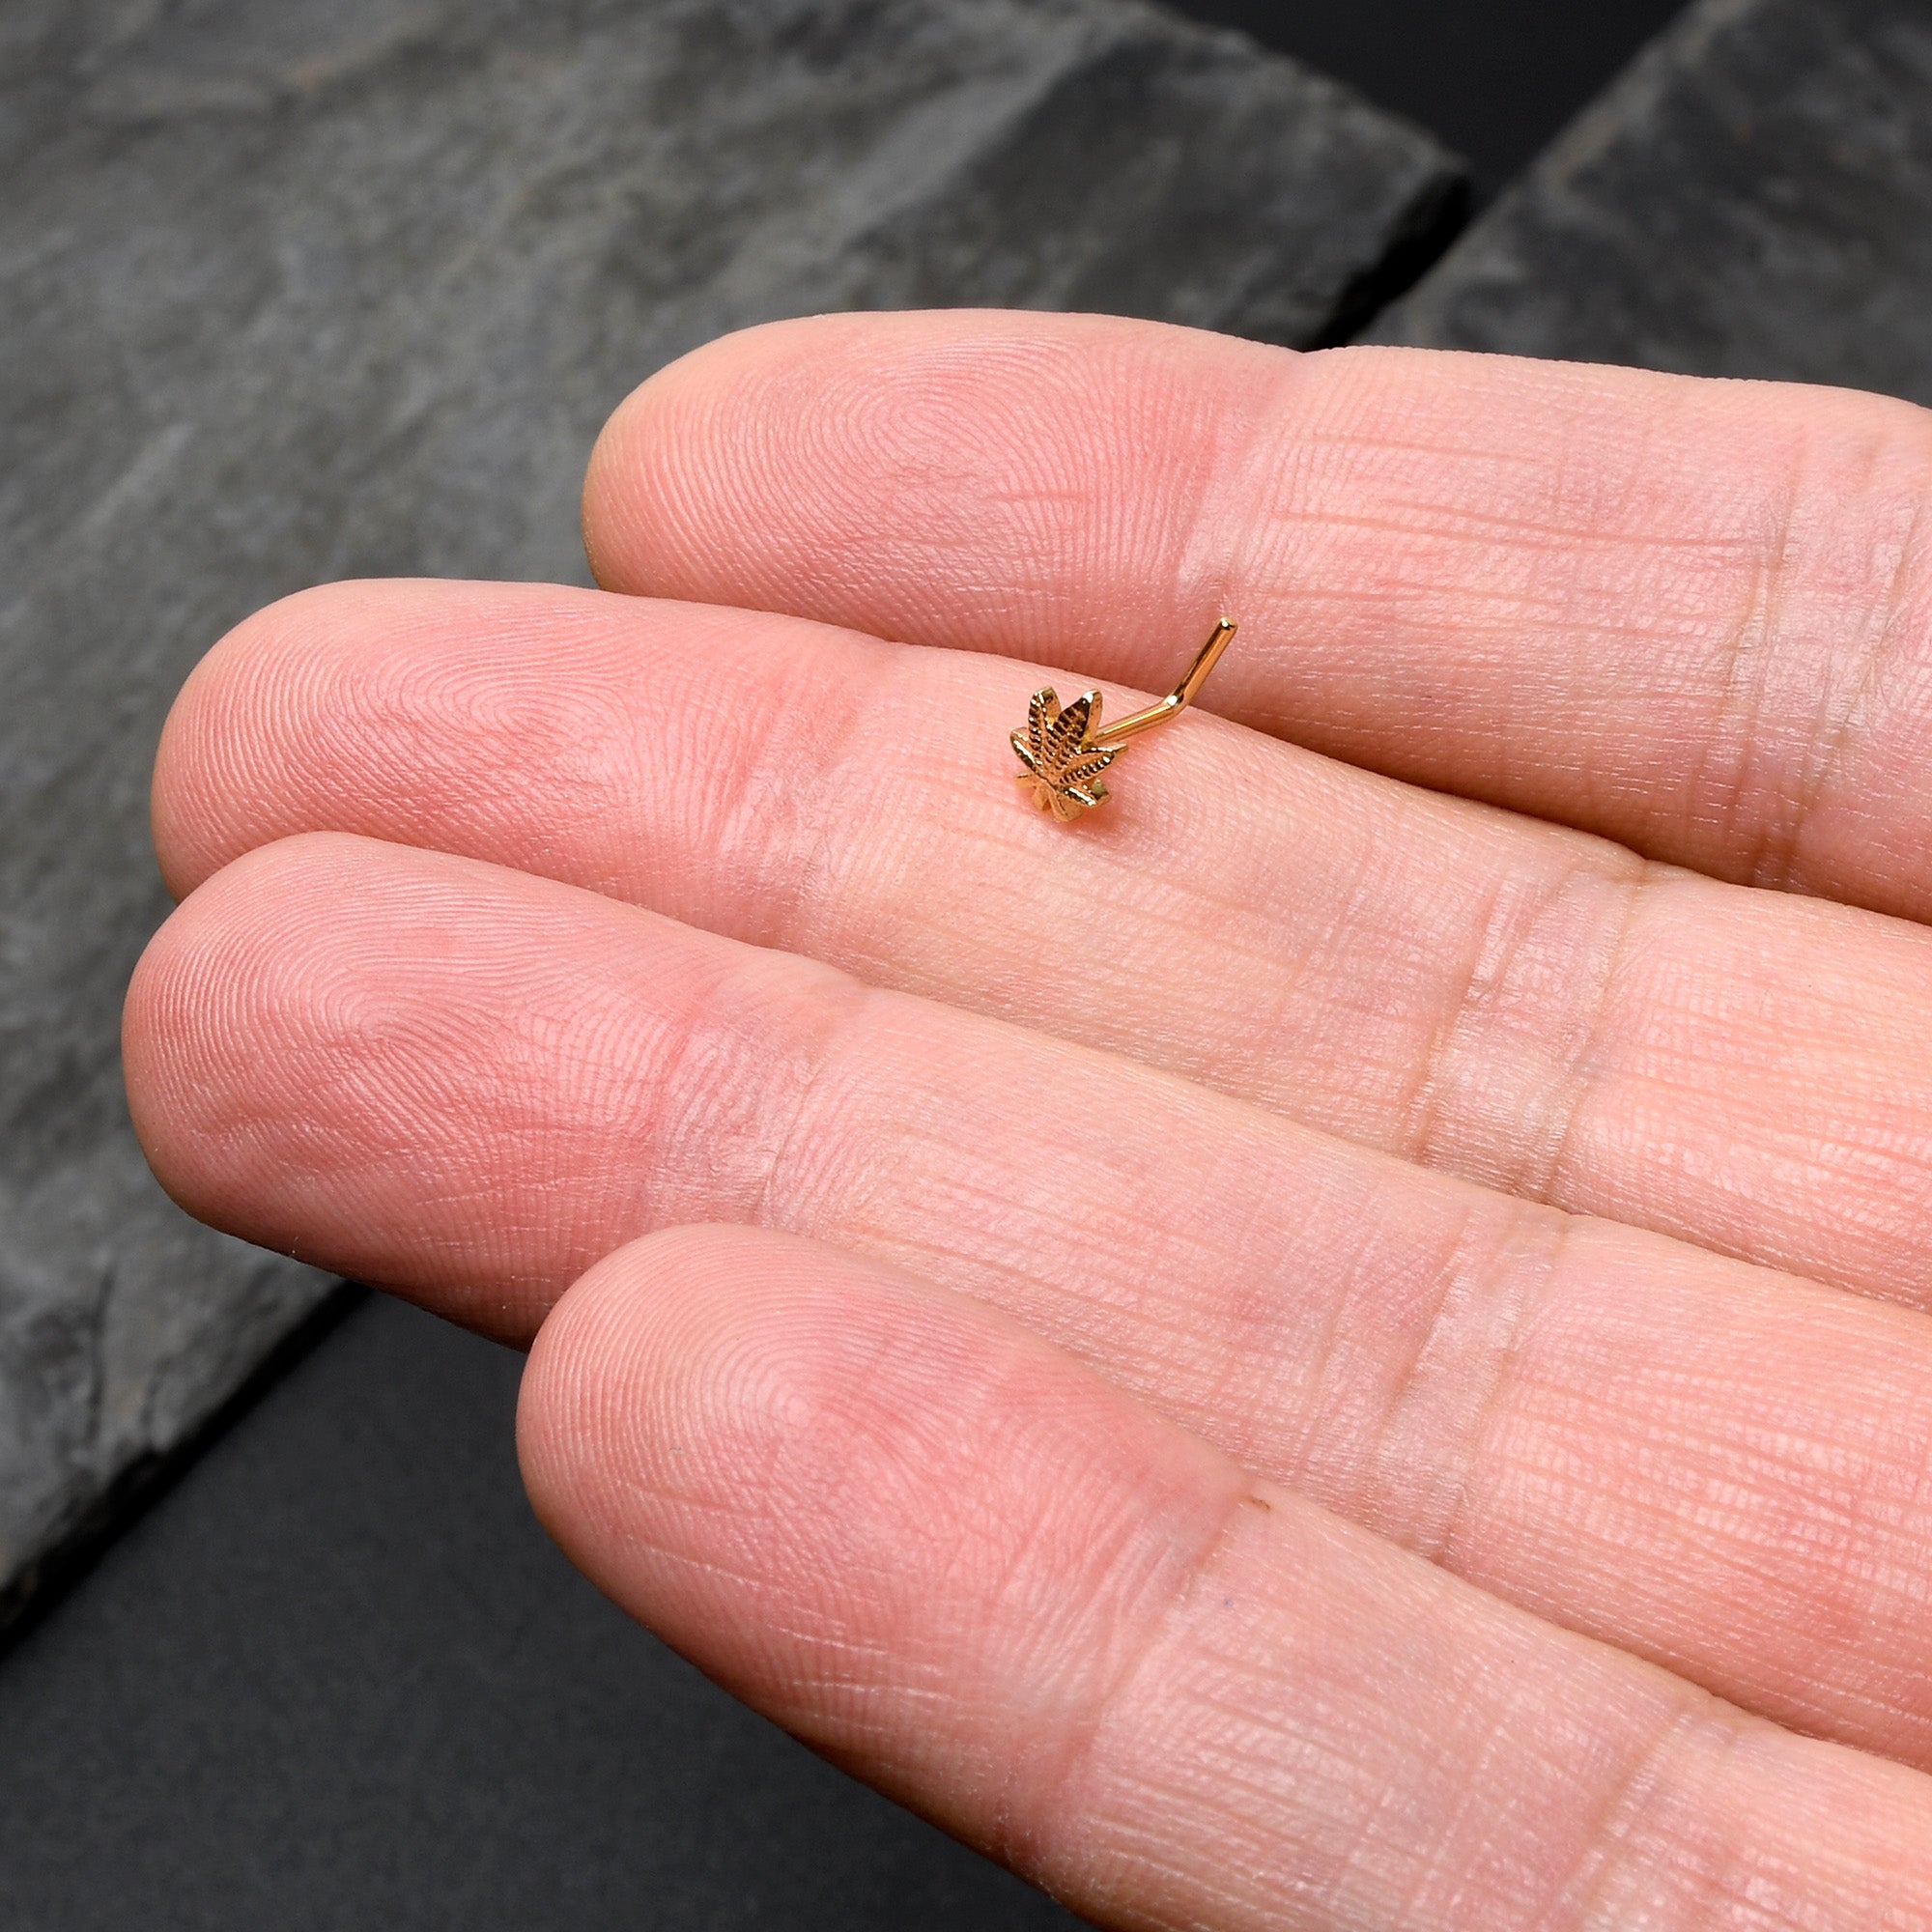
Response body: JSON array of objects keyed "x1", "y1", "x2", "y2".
[
  {"x1": 1376, "y1": 0, "x2": 1932, "y2": 404},
  {"x1": 2, "y1": 0, "x2": 1929, "y2": 1924}
]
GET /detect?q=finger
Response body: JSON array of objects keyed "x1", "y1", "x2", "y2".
[
  {"x1": 582, "y1": 309, "x2": 1932, "y2": 923},
  {"x1": 125, "y1": 833, "x2": 1932, "y2": 1768},
  {"x1": 154, "y1": 579, "x2": 1932, "y2": 1310},
  {"x1": 521, "y1": 1223, "x2": 1932, "y2": 1932}
]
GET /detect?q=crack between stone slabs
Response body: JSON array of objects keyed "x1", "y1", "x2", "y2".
[
  {"x1": 1317, "y1": 162, "x2": 1474, "y2": 347},
  {"x1": 0, "y1": 1279, "x2": 367, "y2": 1662}
]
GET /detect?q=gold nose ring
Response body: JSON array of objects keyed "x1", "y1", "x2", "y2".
[{"x1": 1009, "y1": 618, "x2": 1237, "y2": 822}]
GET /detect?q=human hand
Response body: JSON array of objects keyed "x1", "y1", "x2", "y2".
[{"x1": 125, "y1": 313, "x2": 1932, "y2": 1927}]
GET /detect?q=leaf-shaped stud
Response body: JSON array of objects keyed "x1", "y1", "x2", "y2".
[
  {"x1": 1008, "y1": 619, "x2": 1239, "y2": 822},
  {"x1": 1011, "y1": 688, "x2": 1119, "y2": 821}
]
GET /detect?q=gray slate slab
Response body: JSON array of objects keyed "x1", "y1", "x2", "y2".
[
  {"x1": 0, "y1": 0, "x2": 1462, "y2": 1627},
  {"x1": 1372, "y1": 0, "x2": 1932, "y2": 407}
]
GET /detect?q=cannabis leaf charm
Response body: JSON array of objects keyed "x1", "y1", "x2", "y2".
[
  {"x1": 1005, "y1": 621, "x2": 1239, "y2": 823},
  {"x1": 1011, "y1": 688, "x2": 1120, "y2": 822}
]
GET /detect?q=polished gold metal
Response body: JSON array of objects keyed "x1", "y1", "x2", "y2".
[{"x1": 1010, "y1": 618, "x2": 1237, "y2": 821}]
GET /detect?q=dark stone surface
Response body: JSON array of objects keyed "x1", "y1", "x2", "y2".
[
  {"x1": 0, "y1": 1292, "x2": 1080, "y2": 1930},
  {"x1": 0, "y1": 1, "x2": 1461, "y2": 1625},
  {"x1": 1173, "y1": 0, "x2": 1690, "y2": 197},
  {"x1": 1372, "y1": 0, "x2": 1932, "y2": 406}
]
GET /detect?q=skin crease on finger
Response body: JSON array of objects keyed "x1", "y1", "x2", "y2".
[
  {"x1": 150, "y1": 580, "x2": 1932, "y2": 1311},
  {"x1": 518, "y1": 1224, "x2": 1932, "y2": 1932},
  {"x1": 123, "y1": 834, "x2": 1932, "y2": 1770},
  {"x1": 579, "y1": 312, "x2": 1932, "y2": 925}
]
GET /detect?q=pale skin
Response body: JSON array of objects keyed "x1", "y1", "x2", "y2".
[{"x1": 123, "y1": 311, "x2": 1932, "y2": 1927}]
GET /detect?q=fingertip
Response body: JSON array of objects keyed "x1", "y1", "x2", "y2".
[
  {"x1": 519, "y1": 1223, "x2": 964, "y2": 1554},
  {"x1": 155, "y1": 577, "x2": 668, "y2": 901},
  {"x1": 152, "y1": 589, "x2": 298, "y2": 899},
  {"x1": 153, "y1": 581, "x2": 416, "y2": 898},
  {"x1": 518, "y1": 1223, "x2": 756, "y2": 1531},
  {"x1": 578, "y1": 308, "x2": 1281, "y2": 625},
  {"x1": 582, "y1": 316, "x2": 854, "y2": 595},
  {"x1": 517, "y1": 1224, "x2": 972, "y2": 1724},
  {"x1": 123, "y1": 831, "x2": 373, "y2": 1208},
  {"x1": 127, "y1": 830, "x2": 575, "y2": 1329},
  {"x1": 514, "y1": 1221, "x2": 1242, "y2": 1771}
]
